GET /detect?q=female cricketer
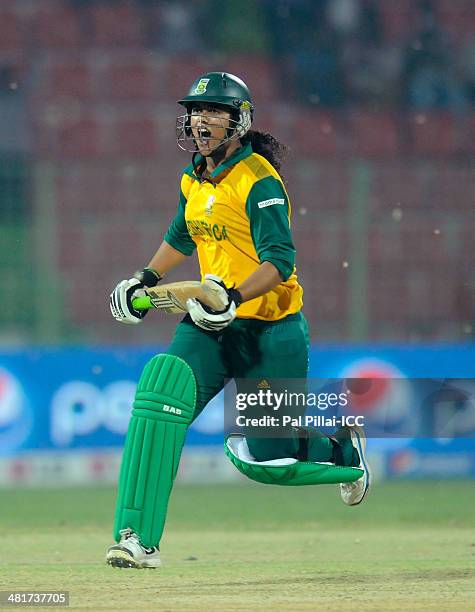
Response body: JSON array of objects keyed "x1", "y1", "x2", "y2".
[{"x1": 107, "y1": 72, "x2": 370, "y2": 568}]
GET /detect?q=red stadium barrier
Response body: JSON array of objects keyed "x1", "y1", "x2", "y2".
[
  {"x1": 33, "y1": 57, "x2": 98, "y2": 101},
  {"x1": 33, "y1": 6, "x2": 83, "y2": 49},
  {"x1": 410, "y1": 113, "x2": 458, "y2": 156},
  {"x1": 349, "y1": 112, "x2": 400, "y2": 157},
  {"x1": 98, "y1": 55, "x2": 158, "y2": 100},
  {"x1": 88, "y1": 2, "x2": 145, "y2": 47},
  {"x1": 0, "y1": 9, "x2": 23, "y2": 52},
  {"x1": 290, "y1": 110, "x2": 340, "y2": 157}
]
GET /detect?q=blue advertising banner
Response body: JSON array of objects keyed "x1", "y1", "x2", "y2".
[
  {"x1": 308, "y1": 344, "x2": 475, "y2": 478},
  {"x1": 1, "y1": 345, "x2": 475, "y2": 479},
  {"x1": 0, "y1": 347, "x2": 224, "y2": 455}
]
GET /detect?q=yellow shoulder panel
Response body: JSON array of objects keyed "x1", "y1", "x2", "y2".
[
  {"x1": 242, "y1": 153, "x2": 276, "y2": 182},
  {"x1": 231, "y1": 152, "x2": 285, "y2": 202},
  {"x1": 180, "y1": 173, "x2": 195, "y2": 198}
]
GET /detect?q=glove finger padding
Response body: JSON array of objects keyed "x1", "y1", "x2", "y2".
[
  {"x1": 203, "y1": 274, "x2": 243, "y2": 312},
  {"x1": 122, "y1": 279, "x2": 147, "y2": 320},
  {"x1": 110, "y1": 278, "x2": 145, "y2": 324},
  {"x1": 110, "y1": 268, "x2": 161, "y2": 325},
  {"x1": 200, "y1": 274, "x2": 230, "y2": 313},
  {"x1": 204, "y1": 273, "x2": 227, "y2": 288},
  {"x1": 110, "y1": 282, "x2": 129, "y2": 321}
]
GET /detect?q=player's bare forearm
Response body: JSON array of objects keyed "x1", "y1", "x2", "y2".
[
  {"x1": 147, "y1": 241, "x2": 188, "y2": 278},
  {"x1": 237, "y1": 261, "x2": 283, "y2": 303}
]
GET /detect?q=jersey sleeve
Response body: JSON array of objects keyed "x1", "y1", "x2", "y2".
[
  {"x1": 245, "y1": 176, "x2": 296, "y2": 281},
  {"x1": 163, "y1": 189, "x2": 196, "y2": 256}
]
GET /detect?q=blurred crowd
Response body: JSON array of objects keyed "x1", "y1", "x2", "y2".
[
  {"x1": 265, "y1": 0, "x2": 473, "y2": 110},
  {"x1": 67, "y1": 0, "x2": 475, "y2": 110},
  {"x1": 0, "y1": 0, "x2": 473, "y2": 342}
]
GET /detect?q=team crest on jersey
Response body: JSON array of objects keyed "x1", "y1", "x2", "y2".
[
  {"x1": 194, "y1": 78, "x2": 210, "y2": 95},
  {"x1": 205, "y1": 195, "x2": 215, "y2": 216}
]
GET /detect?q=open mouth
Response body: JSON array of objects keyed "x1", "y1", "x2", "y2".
[{"x1": 197, "y1": 127, "x2": 212, "y2": 140}]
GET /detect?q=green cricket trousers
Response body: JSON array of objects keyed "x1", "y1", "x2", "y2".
[
  {"x1": 167, "y1": 311, "x2": 358, "y2": 466},
  {"x1": 111, "y1": 311, "x2": 359, "y2": 552}
]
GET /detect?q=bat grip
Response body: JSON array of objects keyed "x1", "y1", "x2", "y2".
[{"x1": 132, "y1": 296, "x2": 153, "y2": 311}]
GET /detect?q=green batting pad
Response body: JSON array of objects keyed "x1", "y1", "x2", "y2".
[
  {"x1": 225, "y1": 435, "x2": 363, "y2": 486},
  {"x1": 114, "y1": 354, "x2": 196, "y2": 546}
]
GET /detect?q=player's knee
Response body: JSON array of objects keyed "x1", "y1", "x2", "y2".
[
  {"x1": 245, "y1": 437, "x2": 293, "y2": 462},
  {"x1": 244, "y1": 437, "x2": 262, "y2": 461},
  {"x1": 133, "y1": 354, "x2": 196, "y2": 425}
]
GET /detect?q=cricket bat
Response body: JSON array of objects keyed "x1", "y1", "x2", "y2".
[{"x1": 132, "y1": 280, "x2": 228, "y2": 313}]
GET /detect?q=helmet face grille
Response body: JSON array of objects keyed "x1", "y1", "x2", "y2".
[{"x1": 175, "y1": 108, "x2": 252, "y2": 153}]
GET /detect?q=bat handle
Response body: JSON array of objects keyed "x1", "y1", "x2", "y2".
[{"x1": 132, "y1": 296, "x2": 153, "y2": 311}]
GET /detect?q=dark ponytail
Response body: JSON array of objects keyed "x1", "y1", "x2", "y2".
[
  {"x1": 242, "y1": 130, "x2": 289, "y2": 182},
  {"x1": 190, "y1": 129, "x2": 289, "y2": 183}
]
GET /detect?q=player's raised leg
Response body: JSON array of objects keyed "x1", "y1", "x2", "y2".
[
  {"x1": 106, "y1": 353, "x2": 196, "y2": 568},
  {"x1": 225, "y1": 312, "x2": 368, "y2": 486}
]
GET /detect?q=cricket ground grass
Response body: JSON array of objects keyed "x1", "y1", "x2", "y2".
[{"x1": 1, "y1": 481, "x2": 474, "y2": 610}]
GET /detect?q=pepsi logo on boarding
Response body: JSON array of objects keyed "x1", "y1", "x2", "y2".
[{"x1": 0, "y1": 367, "x2": 32, "y2": 454}]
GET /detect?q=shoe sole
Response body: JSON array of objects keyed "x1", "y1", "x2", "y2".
[
  {"x1": 350, "y1": 424, "x2": 371, "y2": 506},
  {"x1": 106, "y1": 549, "x2": 160, "y2": 569}
]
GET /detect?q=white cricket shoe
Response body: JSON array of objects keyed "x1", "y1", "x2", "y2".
[
  {"x1": 340, "y1": 425, "x2": 371, "y2": 506},
  {"x1": 106, "y1": 528, "x2": 161, "y2": 569}
]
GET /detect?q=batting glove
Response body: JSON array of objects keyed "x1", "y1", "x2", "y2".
[
  {"x1": 110, "y1": 268, "x2": 162, "y2": 325},
  {"x1": 187, "y1": 274, "x2": 243, "y2": 332}
]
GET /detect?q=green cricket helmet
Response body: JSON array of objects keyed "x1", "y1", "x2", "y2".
[{"x1": 176, "y1": 72, "x2": 254, "y2": 153}]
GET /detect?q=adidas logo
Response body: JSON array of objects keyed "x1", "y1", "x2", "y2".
[{"x1": 257, "y1": 379, "x2": 270, "y2": 389}]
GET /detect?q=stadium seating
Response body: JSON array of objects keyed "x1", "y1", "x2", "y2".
[
  {"x1": 349, "y1": 112, "x2": 400, "y2": 157},
  {"x1": 370, "y1": 161, "x2": 430, "y2": 211},
  {"x1": 0, "y1": 9, "x2": 23, "y2": 52},
  {"x1": 98, "y1": 54, "x2": 158, "y2": 100},
  {"x1": 379, "y1": 1, "x2": 417, "y2": 43},
  {"x1": 2, "y1": 0, "x2": 473, "y2": 342},
  {"x1": 438, "y1": 0, "x2": 475, "y2": 42},
  {"x1": 88, "y1": 2, "x2": 145, "y2": 47},
  {"x1": 220, "y1": 56, "x2": 278, "y2": 105},
  {"x1": 115, "y1": 115, "x2": 159, "y2": 157},
  {"x1": 33, "y1": 5, "x2": 83, "y2": 49},
  {"x1": 33, "y1": 56, "x2": 98, "y2": 101},
  {"x1": 57, "y1": 113, "x2": 110, "y2": 158},
  {"x1": 290, "y1": 110, "x2": 340, "y2": 157},
  {"x1": 160, "y1": 57, "x2": 212, "y2": 101},
  {"x1": 410, "y1": 113, "x2": 458, "y2": 157}
]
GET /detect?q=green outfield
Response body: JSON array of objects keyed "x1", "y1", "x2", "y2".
[{"x1": 1, "y1": 481, "x2": 474, "y2": 610}]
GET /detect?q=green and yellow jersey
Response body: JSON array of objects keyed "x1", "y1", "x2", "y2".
[{"x1": 164, "y1": 142, "x2": 303, "y2": 321}]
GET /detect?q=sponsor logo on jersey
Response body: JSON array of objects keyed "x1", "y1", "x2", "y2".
[
  {"x1": 257, "y1": 198, "x2": 285, "y2": 209},
  {"x1": 194, "y1": 78, "x2": 210, "y2": 95}
]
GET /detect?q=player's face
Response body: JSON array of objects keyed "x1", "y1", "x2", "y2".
[{"x1": 189, "y1": 103, "x2": 232, "y2": 156}]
